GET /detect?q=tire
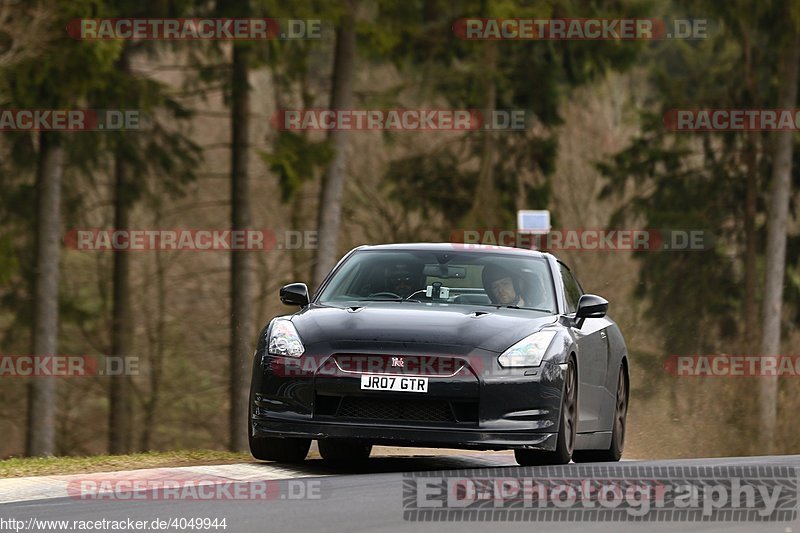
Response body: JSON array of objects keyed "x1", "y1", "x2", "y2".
[
  {"x1": 249, "y1": 434, "x2": 311, "y2": 463},
  {"x1": 572, "y1": 365, "x2": 628, "y2": 463},
  {"x1": 515, "y1": 357, "x2": 577, "y2": 466},
  {"x1": 318, "y1": 439, "x2": 372, "y2": 463},
  {"x1": 248, "y1": 402, "x2": 311, "y2": 463}
]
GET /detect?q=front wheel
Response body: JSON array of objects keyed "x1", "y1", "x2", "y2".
[
  {"x1": 249, "y1": 434, "x2": 311, "y2": 463},
  {"x1": 248, "y1": 402, "x2": 311, "y2": 463},
  {"x1": 318, "y1": 439, "x2": 372, "y2": 463},
  {"x1": 572, "y1": 365, "x2": 627, "y2": 463},
  {"x1": 515, "y1": 357, "x2": 577, "y2": 466}
]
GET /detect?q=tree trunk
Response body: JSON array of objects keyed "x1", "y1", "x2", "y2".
[
  {"x1": 109, "y1": 143, "x2": 133, "y2": 454},
  {"x1": 313, "y1": 2, "x2": 356, "y2": 289},
  {"x1": 742, "y1": 24, "x2": 759, "y2": 352},
  {"x1": 288, "y1": 66, "x2": 315, "y2": 283},
  {"x1": 26, "y1": 131, "x2": 64, "y2": 456},
  {"x1": 291, "y1": 183, "x2": 311, "y2": 282},
  {"x1": 758, "y1": 30, "x2": 800, "y2": 453},
  {"x1": 109, "y1": 46, "x2": 134, "y2": 455},
  {"x1": 743, "y1": 134, "x2": 758, "y2": 350},
  {"x1": 465, "y1": 40, "x2": 498, "y2": 228},
  {"x1": 229, "y1": 40, "x2": 253, "y2": 452},
  {"x1": 140, "y1": 221, "x2": 166, "y2": 452}
]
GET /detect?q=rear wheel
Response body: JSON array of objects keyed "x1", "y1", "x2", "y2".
[
  {"x1": 318, "y1": 439, "x2": 372, "y2": 463},
  {"x1": 515, "y1": 357, "x2": 577, "y2": 466},
  {"x1": 572, "y1": 365, "x2": 627, "y2": 463}
]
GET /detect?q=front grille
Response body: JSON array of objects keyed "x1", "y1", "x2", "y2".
[
  {"x1": 339, "y1": 396, "x2": 454, "y2": 422},
  {"x1": 315, "y1": 394, "x2": 478, "y2": 425},
  {"x1": 332, "y1": 354, "x2": 466, "y2": 376}
]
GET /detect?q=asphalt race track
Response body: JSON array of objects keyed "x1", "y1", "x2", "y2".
[{"x1": 1, "y1": 453, "x2": 798, "y2": 533}]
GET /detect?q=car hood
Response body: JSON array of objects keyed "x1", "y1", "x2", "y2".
[{"x1": 288, "y1": 302, "x2": 558, "y2": 354}]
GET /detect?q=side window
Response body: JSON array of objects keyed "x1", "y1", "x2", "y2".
[{"x1": 559, "y1": 263, "x2": 583, "y2": 314}]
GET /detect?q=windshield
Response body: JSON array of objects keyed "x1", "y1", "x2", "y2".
[{"x1": 317, "y1": 250, "x2": 556, "y2": 312}]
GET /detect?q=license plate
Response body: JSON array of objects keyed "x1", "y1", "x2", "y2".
[{"x1": 360, "y1": 374, "x2": 428, "y2": 393}]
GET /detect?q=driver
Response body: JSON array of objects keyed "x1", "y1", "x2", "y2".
[
  {"x1": 482, "y1": 264, "x2": 526, "y2": 307},
  {"x1": 385, "y1": 265, "x2": 420, "y2": 298}
]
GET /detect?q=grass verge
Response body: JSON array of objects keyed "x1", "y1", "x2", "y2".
[{"x1": 0, "y1": 450, "x2": 253, "y2": 478}]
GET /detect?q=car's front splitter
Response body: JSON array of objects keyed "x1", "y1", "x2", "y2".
[{"x1": 251, "y1": 414, "x2": 558, "y2": 451}]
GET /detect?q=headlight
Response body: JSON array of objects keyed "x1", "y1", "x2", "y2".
[
  {"x1": 497, "y1": 330, "x2": 557, "y2": 368},
  {"x1": 267, "y1": 319, "x2": 305, "y2": 357}
]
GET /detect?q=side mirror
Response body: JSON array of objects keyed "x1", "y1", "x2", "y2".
[
  {"x1": 575, "y1": 294, "x2": 608, "y2": 319},
  {"x1": 280, "y1": 283, "x2": 310, "y2": 307}
]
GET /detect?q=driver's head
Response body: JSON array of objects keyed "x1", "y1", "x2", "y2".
[
  {"x1": 386, "y1": 265, "x2": 416, "y2": 297},
  {"x1": 482, "y1": 264, "x2": 521, "y2": 305}
]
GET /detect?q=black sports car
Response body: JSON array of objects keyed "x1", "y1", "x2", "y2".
[{"x1": 249, "y1": 243, "x2": 629, "y2": 466}]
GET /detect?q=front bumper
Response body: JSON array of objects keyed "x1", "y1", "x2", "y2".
[
  {"x1": 252, "y1": 414, "x2": 558, "y2": 450},
  {"x1": 250, "y1": 349, "x2": 566, "y2": 451}
]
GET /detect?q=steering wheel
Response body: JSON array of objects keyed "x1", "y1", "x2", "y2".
[{"x1": 367, "y1": 292, "x2": 402, "y2": 299}]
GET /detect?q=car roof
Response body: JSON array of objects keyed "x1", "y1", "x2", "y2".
[{"x1": 354, "y1": 242, "x2": 554, "y2": 260}]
